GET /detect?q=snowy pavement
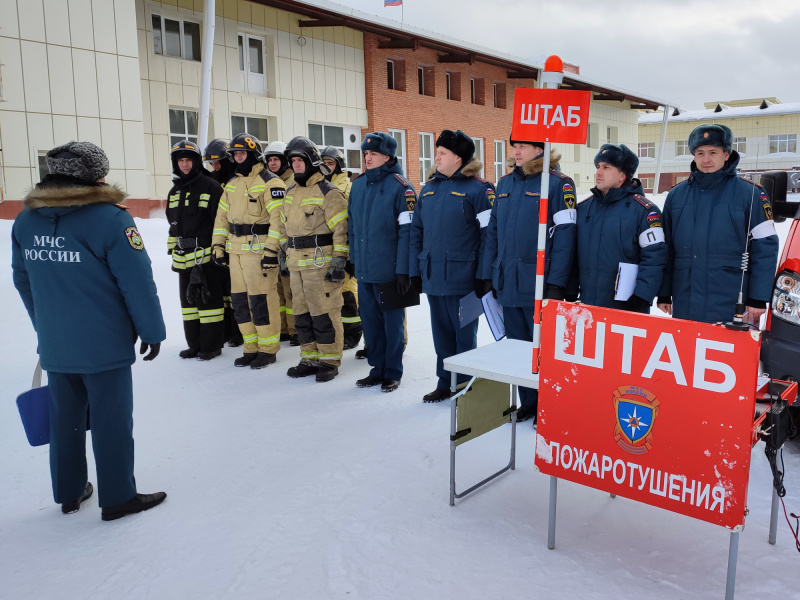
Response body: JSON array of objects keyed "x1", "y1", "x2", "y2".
[{"x1": 2, "y1": 216, "x2": 799, "y2": 600}]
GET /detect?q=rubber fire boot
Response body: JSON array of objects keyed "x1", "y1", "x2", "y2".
[
  {"x1": 315, "y1": 363, "x2": 339, "y2": 382},
  {"x1": 287, "y1": 361, "x2": 319, "y2": 378},
  {"x1": 234, "y1": 353, "x2": 259, "y2": 367},
  {"x1": 250, "y1": 352, "x2": 277, "y2": 369}
]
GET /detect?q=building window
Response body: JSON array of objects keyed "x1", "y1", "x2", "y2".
[
  {"x1": 586, "y1": 123, "x2": 599, "y2": 149},
  {"x1": 769, "y1": 134, "x2": 797, "y2": 154},
  {"x1": 308, "y1": 124, "x2": 362, "y2": 172},
  {"x1": 470, "y1": 78, "x2": 485, "y2": 105},
  {"x1": 606, "y1": 126, "x2": 618, "y2": 144},
  {"x1": 493, "y1": 82, "x2": 507, "y2": 109},
  {"x1": 418, "y1": 66, "x2": 424, "y2": 95},
  {"x1": 675, "y1": 139, "x2": 690, "y2": 156},
  {"x1": 386, "y1": 58, "x2": 406, "y2": 91},
  {"x1": 169, "y1": 108, "x2": 198, "y2": 147},
  {"x1": 387, "y1": 60, "x2": 395, "y2": 90},
  {"x1": 231, "y1": 115, "x2": 268, "y2": 143},
  {"x1": 640, "y1": 176, "x2": 654, "y2": 192},
  {"x1": 419, "y1": 132, "x2": 434, "y2": 182},
  {"x1": 417, "y1": 66, "x2": 434, "y2": 97},
  {"x1": 471, "y1": 137, "x2": 485, "y2": 177},
  {"x1": 238, "y1": 34, "x2": 267, "y2": 96},
  {"x1": 152, "y1": 14, "x2": 201, "y2": 61},
  {"x1": 389, "y1": 129, "x2": 406, "y2": 176},
  {"x1": 37, "y1": 152, "x2": 49, "y2": 182},
  {"x1": 446, "y1": 71, "x2": 461, "y2": 101},
  {"x1": 494, "y1": 140, "x2": 506, "y2": 183},
  {"x1": 675, "y1": 175, "x2": 689, "y2": 185},
  {"x1": 638, "y1": 142, "x2": 655, "y2": 159},
  {"x1": 732, "y1": 136, "x2": 746, "y2": 154}
]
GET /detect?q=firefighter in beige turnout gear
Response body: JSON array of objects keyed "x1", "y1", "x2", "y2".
[
  {"x1": 211, "y1": 133, "x2": 286, "y2": 369},
  {"x1": 281, "y1": 137, "x2": 349, "y2": 382},
  {"x1": 322, "y1": 146, "x2": 362, "y2": 351},
  {"x1": 263, "y1": 141, "x2": 298, "y2": 345}
]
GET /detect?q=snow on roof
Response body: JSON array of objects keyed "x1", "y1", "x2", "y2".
[{"x1": 639, "y1": 101, "x2": 800, "y2": 125}]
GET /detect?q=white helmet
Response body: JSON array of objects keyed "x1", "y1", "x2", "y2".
[{"x1": 261, "y1": 141, "x2": 287, "y2": 161}]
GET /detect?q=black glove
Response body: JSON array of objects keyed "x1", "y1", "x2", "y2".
[
  {"x1": 261, "y1": 250, "x2": 279, "y2": 276},
  {"x1": 278, "y1": 249, "x2": 289, "y2": 278},
  {"x1": 139, "y1": 341, "x2": 160, "y2": 361},
  {"x1": 474, "y1": 278, "x2": 486, "y2": 297},
  {"x1": 186, "y1": 264, "x2": 211, "y2": 305},
  {"x1": 396, "y1": 274, "x2": 411, "y2": 296},
  {"x1": 211, "y1": 244, "x2": 228, "y2": 268},
  {"x1": 345, "y1": 260, "x2": 356, "y2": 277},
  {"x1": 481, "y1": 279, "x2": 496, "y2": 299},
  {"x1": 625, "y1": 295, "x2": 651, "y2": 313},
  {"x1": 325, "y1": 256, "x2": 347, "y2": 282},
  {"x1": 545, "y1": 285, "x2": 566, "y2": 301},
  {"x1": 410, "y1": 276, "x2": 423, "y2": 294}
]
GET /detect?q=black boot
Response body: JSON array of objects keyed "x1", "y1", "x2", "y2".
[
  {"x1": 381, "y1": 379, "x2": 401, "y2": 393},
  {"x1": 316, "y1": 363, "x2": 339, "y2": 382},
  {"x1": 234, "y1": 353, "x2": 259, "y2": 367},
  {"x1": 101, "y1": 491, "x2": 167, "y2": 521},
  {"x1": 355, "y1": 348, "x2": 368, "y2": 360},
  {"x1": 516, "y1": 405, "x2": 537, "y2": 423},
  {"x1": 280, "y1": 333, "x2": 290, "y2": 341},
  {"x1": 423, "y1": 388, "x2": 452, "y2": 403},
  {"x1": 179, "y1": 348, "x2": 199, "y2": 359},
  {"x1": 250, "y1": 352, "x2": 277, "y2": 369},
  {"x1": 289, "y1": 334, "x2": 300, "y2": 346},
  {"x1": 287, "y1": 361, "x2": 319, "y2": 378},
  {"x1": 62, "y1": 482, "x2": 93, "y2": 514},
  {"x1": 197, "y1": 349, "x2": 221, "y2": 361},
  {"x1": 356, "y1": 375, "x2": 383, "y2": 387}
]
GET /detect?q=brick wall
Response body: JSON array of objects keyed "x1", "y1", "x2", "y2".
[{"x1": 362, "y1": 33, "x2": 538, "y2": 190}]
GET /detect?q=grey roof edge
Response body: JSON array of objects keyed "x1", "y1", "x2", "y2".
[{"x1": 283, "y1": 0, "x2": 679, "y2": 110}]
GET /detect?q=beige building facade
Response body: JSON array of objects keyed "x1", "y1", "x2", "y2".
[{"x1": 638, "y1": 98, "x2": 800, "y2": 193}]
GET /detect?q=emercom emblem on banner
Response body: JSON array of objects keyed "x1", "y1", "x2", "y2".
[{"x1": 613, "y1": 385, "x2": 660, "y2": 454}]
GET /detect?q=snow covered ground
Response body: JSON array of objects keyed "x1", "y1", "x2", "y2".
[{"x1": 2, "y1": 214, "x2": 800, "y2": 600}]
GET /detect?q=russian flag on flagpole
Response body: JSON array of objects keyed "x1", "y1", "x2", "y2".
[{"x1": 384, "y1": 0, "x2": 402, "y2": 6}]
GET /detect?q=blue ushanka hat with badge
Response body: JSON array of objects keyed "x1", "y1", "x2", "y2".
[
  {"x1": 594, "y1": 144, "x2": 639, "y2": 180},
  {"x1": 688, "y1": 124, "x2": 733, "y2": 154},
  {"x1": 361, "y1": 132, "x2": 397, "y2": 158}
]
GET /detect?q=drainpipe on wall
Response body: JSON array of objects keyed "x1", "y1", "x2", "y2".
[
  {"x1": 653, "y1": 106, "x2": 670, "y2": 194},
  {"x1": 197, "y1": 0, "x2": 216, "y2": 152}
]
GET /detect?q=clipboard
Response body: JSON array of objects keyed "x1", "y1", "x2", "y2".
[{"x1": 379, "y1": 281, "x2": 421, "y2": 311}]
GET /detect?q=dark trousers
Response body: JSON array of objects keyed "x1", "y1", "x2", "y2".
[
  {"x1": 48, "y1": 367, "x2": 137, "y2": 508},
  {"x1": 428, "y1": 294, "x2": 479, "y2": 391},
  {"x1": 179, "y1": 263, "x2": 227, "y2": 353},
  {"x1": 503, "y1": 305, "x2": 538, "y2": 410},
  {"x1": 359, "y1": 281, "x2": 404, "y2": 381}
]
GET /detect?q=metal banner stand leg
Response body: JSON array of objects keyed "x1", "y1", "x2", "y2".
[
  {"x1": 725, "y1": 531, "x2": 739, "y2": 600},
  {"x1": 449, "y1": 371, "x2": 458, "y2": 507},
  {"x1": 548, "y1": 476, "x2": 558, "y2": 549},
  {"x1": 510, "y1": 384, "x2": 517, "y2": 471},
  {"x1": 769, "y1": 487, "x2": 780, "y2": 545}
]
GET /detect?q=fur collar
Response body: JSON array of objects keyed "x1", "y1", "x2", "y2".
[
  {"x1": 425, "y1": 159, "x2": 484, "y2": 181},
  {"x1": 521, "y1": 150, "x2": 561, "y2": 176},
  {"x1": 24, "y1": 183, "x2": 127, "y2": 210}
]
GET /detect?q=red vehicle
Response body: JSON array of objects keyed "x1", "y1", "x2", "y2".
[{"x1": 760, "y1": 171, "x2": 800, "y2": 399}]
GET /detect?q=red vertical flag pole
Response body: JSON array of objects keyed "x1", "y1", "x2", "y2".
[{"x1": 531, "y1": 56, "x2": 565, "y2": 374}]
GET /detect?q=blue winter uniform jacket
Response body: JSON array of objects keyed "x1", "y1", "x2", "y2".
[
  {"x1": 12, "y1": 179, "x2": 166, "y2": 374},
  {"x1": 409, "y1": 160, "x2": 495, "y2": 296},
  {"x1": 658, "y1": 152, "x2": 779, "y2": 323},
  {"x1": 482, "y1": 151, "x2": 577, "y2": 307},
  {"x1": 348, "y1": 160, "x2": 416, "y2": 283},
  {"x1": 575, "y1": 179, "x2": 668, "y2": 311}
]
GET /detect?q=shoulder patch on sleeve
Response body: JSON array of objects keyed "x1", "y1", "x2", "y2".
[
  {"x1": 125, "y1": 226, "x2": 144, "y2": 250},
  {"x1": 271, "y1": 188, "x2": 285, "y2": 199},
  {"x1": 633, "y1": 194, "x2": 654, "y2": 210},
  {"x1": 115, "y1": 203, "x2": 129, "y2": 211},
  {"x1": 393, "y1": 173, "x2": 410, "y2": 187},
  {"x1": 549, "y1": 169, "x2": 568, "y2": 179}
]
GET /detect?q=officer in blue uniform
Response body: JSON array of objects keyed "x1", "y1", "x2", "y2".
[
  {"x1": 576, "y1": 144, "x2": 667, "y2": 312},
  {"x1": 410, "y1": 130, "x2": 494, "y2": 403},
  {"x1": 348, "y1": 132, "x2": 416, "y2": 393},
  {"x1": 12, "y1": 142, "x2": 167, "y2": 521},
  {"x1": 482, "y1": 137, "x2": 577, "y2": 421},
  {"x1": 657, "y1": 124, "x2": 779, "y2": 324}
]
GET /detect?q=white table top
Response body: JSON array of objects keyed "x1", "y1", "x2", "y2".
[{"x1": 443, "y1": 338, "x2": 540, "y2": 389}]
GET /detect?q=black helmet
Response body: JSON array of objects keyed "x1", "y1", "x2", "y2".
[
  {"x1": 171, "y1": 139, "x2": 201, "y2": 157},
  {"x1": 227, "y1": 133, "x2": 263, "y2": 157},
  {"x1": 285, "y1": 136, "x2": 325, "y2": 169},
  {"x1": 171, "y1": 140, "x2": 202, "y2": 178},
  {"x1": 203, "y1": 138, "x2": 232, "y2": 162},
  {"x1": 321, "y1": 146, "x2": 346, "y2": 173}
]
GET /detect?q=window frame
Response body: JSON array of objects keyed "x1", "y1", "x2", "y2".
[
  {"x1": 237, "y1": 33, "x2": 268, "y2": 96},
  {"x1": 732, "y1": 136, "x2": 747, "y2": 154},
  {"x1": 675, "y1": 139, "x2": 690, "y2": 156},
  {"x1": 152, "y1": 14, "x2": 201, "y2": 62},
  {"x1": 638, "y1": 142, "x2": 655, "y2": 159},
  {"x1": 769, "y1": 134, "x2": 797, "y2": 154},
  {"x1": 417, "y1": 66, "x2": 425, "y2": 96},
  {"x1": 493, "y1": 140, "x2": 506, "y2": 183},
  {"x1": 231, "y1": 115, "x2": 269, "y2": 144},
  {"x1": 389, "y1": 129, "x2": 407, "y2": 176},
  {"x1": 471, "y1": 137, "x2": 485, "y2": 177},
  {"x1": 387, "y1": 59, "x2": 395, "y2": 90},
  {"x1": 169, "y1": 108, "x2": 199, "y2": 148},
  {"x1": 419, "y1": 132, "x2": 434, "y2": 183}
]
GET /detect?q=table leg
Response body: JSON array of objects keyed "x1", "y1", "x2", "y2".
[
  {"x1": 548, "y1": 476, "x2": 558, "y2": 550},
  {"x1": 725, "y1": 531, "x2": 739, "y2": 600},
  {"x1": 769, "y1": 487, "x2": 780, "y2": 545},
  {"x1": 449, "y1": 370, "x2": 458, "y2": 507}
]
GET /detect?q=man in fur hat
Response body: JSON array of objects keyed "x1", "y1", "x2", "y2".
[
  {"x1": 656, "y1": 124, "x2": 779, "y2": 324},
  {"x1": 409, "y1": 130, "x2": 495, "y2": 403},
  {"x1": 575, "y1": 144, "x2": 667, "y2": 312},
  {"x1": 12, "y1": 141, "x2": 167, "y2": 521},
  {"x1": 481, "y1": 136, "x2": 577, "y2": 422}
]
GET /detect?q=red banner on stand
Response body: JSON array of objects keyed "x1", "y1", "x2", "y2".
[
  {"x1": 511, "y1": 88, "x2": 592, "y2": 145},
  {"x1": 535, "y1": 301, "x2": 761, "y2": 530}
]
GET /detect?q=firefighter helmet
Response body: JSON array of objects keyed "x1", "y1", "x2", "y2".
[
  {"x1": 203, "y1": 138, "x2": 232, "y2": 162},
  {"x1": 227, "y1": 133, "x2": 263, "y2": 157},
  {"x1": 321, "y1": 146, "x2": 346, "y2": 173},
  {"x1": 285, "y1": 136, "x2": 325, "y2": 168},
  {"x1": 171, "y1": 139, "x2": 202, "y2": 157}
]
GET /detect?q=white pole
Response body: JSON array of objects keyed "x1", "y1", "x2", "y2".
[
  {"x1": 653, "y1": 106, "x2": 670, "y2": 194},
  {"x1": 197, "y1": 0, "x2": 216, "y2": 152}
]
